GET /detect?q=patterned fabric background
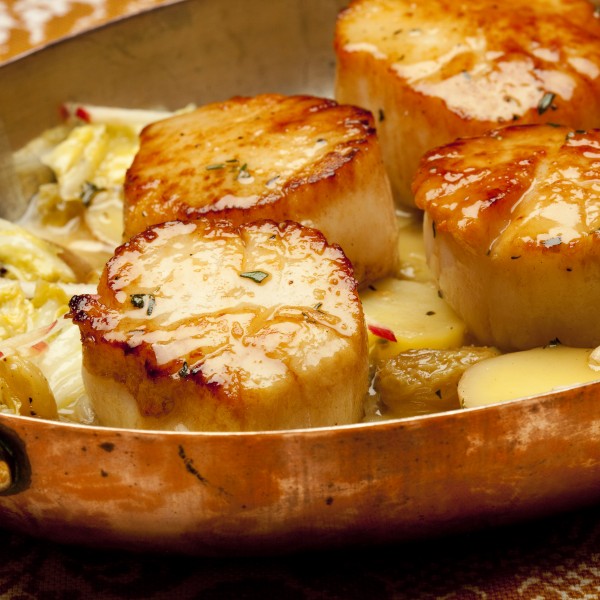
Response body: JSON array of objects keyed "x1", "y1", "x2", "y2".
[
  {"x1": 0, "y1": 0, "x2": 171, "y2": 61},
  {"x1": 1, "y1": 504, "x2": 600, "y2": 598}
]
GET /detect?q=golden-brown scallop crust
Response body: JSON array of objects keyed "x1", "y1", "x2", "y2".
[
  {"x1": 335, "y1": 0, "x2": 600, "y2": 206},
  {"x1": 413, "y1": 124, "x2": 600, "y2": 350},
  {"x1": 123, "y1": 94, "x2": 398, "y2": 285},
  {"x1": 68, "y1": 218, "x2": 369, "y2": 431}
]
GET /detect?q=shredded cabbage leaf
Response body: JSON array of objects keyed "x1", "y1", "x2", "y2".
[
  {"x1": 1, "y1": 105, "x2": 191, "y2": 424},
  {"x1": 0, "y1": 281, "x2": 96, "y2": 422},
  {"x1": 0, "y1": 218, "x2": 77, "y2": 282}
]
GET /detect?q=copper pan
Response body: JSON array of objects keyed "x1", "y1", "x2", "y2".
[{"x1": 0, "y1": 0, "x2": 599, "y2": 556}]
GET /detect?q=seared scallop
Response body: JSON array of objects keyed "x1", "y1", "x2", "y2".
[
  {"x1": 335, "y1": 0, "x2": 600, "y2": 207},
  {"x1": 67, "y1": 219, "x2": 369, "y2": 431},
  {"x1": 413, "y1": 124, "x2": 600, "y2": 351},
  {"x1": 123, "y1": 94, "x2": 398, "y2": 285}
]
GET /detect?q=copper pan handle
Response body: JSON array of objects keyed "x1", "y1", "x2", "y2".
[{"x1": 0, "y1": 422, "x2": 30, "y2": 495}]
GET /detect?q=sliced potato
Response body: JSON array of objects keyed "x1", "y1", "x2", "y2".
[
  {"x1": 459, "y1": 345, "x2": 600, "y2": 408},
  {"x1": 360, "y1": 277, "x2": 466, "y2": 360}
]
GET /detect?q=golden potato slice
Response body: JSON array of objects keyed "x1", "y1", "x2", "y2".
[
  {"x1": 459, "y1": 344, "x2": 600, "y2": 407},
  {"x1": 360, "y1": 277, "x2": 466, "y2": 360}
]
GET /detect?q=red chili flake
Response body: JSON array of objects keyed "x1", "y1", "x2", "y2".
[
  {"x1": 30, "y1": 341, "x2": 48, "y2": 353},
  {"x1": 75, "y1": 106, "x2": 91, "y2": 122},
  {"x1": 59, "y1": 104, "x2": 70, "y2": 121},
  {"x1": 367, "y1": 324, "x2": 397, "y2": 342}
]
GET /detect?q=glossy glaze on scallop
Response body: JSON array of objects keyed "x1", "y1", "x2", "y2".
[
  {"x1": 67, "y1": 219, "x2": 369, "y2": 431},
  {"x1": 335, "y1": 0, "x2": 600, "y2": 206},
  {"x1": 413, "y1": 124, "x2": 600, "y2": 350},
  {"x1": 124, "y1": 94, "x2": 398, "y2": 285}
]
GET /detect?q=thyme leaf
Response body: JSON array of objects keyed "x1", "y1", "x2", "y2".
[
  {"x1": 237, "y1": 163, "x2": 251, "y2": 180},
  {"x1": 537, "y1": 92, "x2": 556, "y2": 115},
  {"x1": 81, "y1": 181, "x2": 104, "y2": 206},
  {"x1": 130, "y1": 294, "x2": 145, "y2": 309},
  {"x1": 240, "y1": 270, "x2": 269, "y2": 284},
  {"x1": 130, "y1": 293, "x2": 156, "y2": 315}
]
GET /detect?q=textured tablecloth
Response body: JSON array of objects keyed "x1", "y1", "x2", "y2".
[
  {"x1": 1, "y1": 2, "x2": 600, "y2": 598},
  {"x1": 1, "y1": 504, "x2": 599, "y2": 599},
  {"x1": 0, "y1": 0, "x2": 171, "y2": 62}
]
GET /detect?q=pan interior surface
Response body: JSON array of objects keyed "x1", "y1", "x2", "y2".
[{"x1": 0, "y1": 0, "x2": 347, "y2": 150}]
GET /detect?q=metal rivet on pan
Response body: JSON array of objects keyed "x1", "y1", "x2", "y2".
[
  {"x1": 0, "y1": 424, "x2": 31, "y2": 495},
  {"x1": 0, "y1": 459, "x2": 12, "y2": 493}
]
